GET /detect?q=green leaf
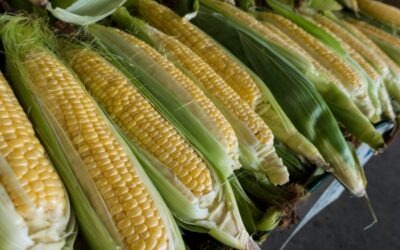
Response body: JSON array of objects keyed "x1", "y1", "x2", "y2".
[{"x1": 46, "y1": 0, "x2": 126, "y2": 25}]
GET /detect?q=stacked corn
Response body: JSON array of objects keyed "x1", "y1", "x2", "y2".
[{"x1": 0, "y1": 0, "x2": 400, "y2": 249}]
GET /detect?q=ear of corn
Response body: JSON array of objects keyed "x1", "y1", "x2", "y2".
[
  {"x1": 259, "y1": 11, "x2": 379, "y2": 121},
  {"x1": 312, "y1": 14, "x2": 395, "y2": 119},
  {"x1": 64, "y1": 43, "x2": 252, "y2": 249},
  {"x1": 1, "y1": 17, "x2": 185, "y2": 250},
  {"x1": 342, "y1": 20, "x2": 400, "y2": 103},
  {"x1": 253, "y1": 12, "x2": 384, "y2": 148},
  {"x1": 311, "y1": 14, "x2": 397, "y2": 120},
  {"x1": 89, "y1": 24, "x2": 292, "y2": 186},
  {"x1": 132, "y1": 1, "x2": 326, "y2": 168},
  {"x1": 192, "y1": 0, "x2": 367, "y2": 197},
  {"x1": 65, "y1": 47, "x2": 213, "y2": 197},
  {"x1": 111, "y1": 8, "x2": 298, "y2": 184},
  {"x1": 267, "y1": 0, "x2": 348, "y2": 56},
  {"x1": 349, "y1": 20, "x2": 400, "y2": 66},
  {"x1": 356, "y1": 0, "x2": 400, "y2": 29},
  {"x1": 314, "y1": 14, "x2": 389, "y2": 77},
  {"x1": 88, "y1": 24, "x2": 239, "y2": 180},
  {"x1": 0, "y1": 70, "x2": 71, "y2": 249}
]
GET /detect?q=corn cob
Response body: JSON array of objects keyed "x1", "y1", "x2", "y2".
[
  {"x1": 343, "y1": 21, "x2": 400, "y2": 75},
  {"x1": 191, "y1": 0, "x2": 368, "y2": 196},
  {"x1": 110, "y1": 28, "x2": 240, "y2": 168},
  {"x1": 342, "y1": 21, "x2": 400, "y2": 102},
  {"x1": 259, "y1": 12, "x2": 376, "y2": 121},
  {"x1": 303, "y1": 14, "x2": 387, "y2": 121},
  {"x1": 147, "y1": 29, "x2": 291, "y2": 184},
  {"x1": 110, "y1": 27, "x2": 292, "y2": 184},
  {"x1": 132, "y1": 1, "x2": 325, "y2": 167},
  {"x1": 64, "y1": 46, "x2": 251, "y2": 249},
  {"x1": 24, "y1": 48, "x2": 172, "y2": 249},
  {"x1": 0, "y1": 71, "x2": 68, "y2": 248},
  {"x1": 1, "y1": 16, "x2": 188, "y2": 250},
  {"x1": 357, "y1": 0, "x2": 400, "y2": 28},
  {"x1": 137, "y1": 0, "x2": 262, "y2": 110},
  {"x1": 65, "y1": 48, "x2": 212, "y2": 197},
  {"x1": 349, "y1": 20, "x2": 400, "y2": 65},
  {"x1": 314, "y1": 14, "x2": 389, "y2": 77},
  {"x1": 153, "y1": 32, "x2": 272, "y2": 144},
  {"x1": 351, "y1": 20, "x2": 400, "y2": 48},
  {"x1": 260, "y1": 19, "x2": 346, "y2": 94}
]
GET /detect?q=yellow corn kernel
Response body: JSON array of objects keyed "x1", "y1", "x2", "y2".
[
  {"x1": 0, "y1": 71, "x2": 67, "y2": 245},
  {"x1": 66, "y1": 48, "x2": 212, "y2": 197},
  {"x1": 137, "y1": 0, "x2": 263, "y2": 110},
  {"x1": 343, "y1": 21, "x2": 400, "y2": 77},
  {"x1": 113, "y1": 28, "x2": 239, "y2": 164},
  {"x1": 153, "y1": 31, "x2": 273, "y2": 149},
  {"x1": 23, "y1": 49, "x2": 168, "y2": 249},
  {"x1": 260, "y1": 12, "x2": 375, "y2": 119},
  {"x1": 314, "y1": 14, "x2": 388, "y2": 77}
]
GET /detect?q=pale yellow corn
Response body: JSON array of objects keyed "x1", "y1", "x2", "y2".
[
  {"x1": 23, "y1": 49, "x2": 169, "y2": 249},
  {"x1": 344, "y1": 21, "x2": 400, "y2": 77},
  {"x1": 260, "y1": 13, "x2": 375, "y2": 119},
  {"x1": 349, "y1": 47, "x2": 381, "y2": 82},
  {"x1": 152, "y1": 31, "x2": 273, "y2": 149},
  {"x1": 262, "y1": 13, "x2": 364, "y2": 94},
  {"x1": 137, "y1": 0, "x2": 263, "y2": 110},
  {"x1": 351, "y1": 20, "x2": 400, "y2": 48},
  {"x1": 261, "y1": 20, "x2": 344, "y2": 91},
  {"x1": 0, "y1": 71, "x2": 66, "y2": 240},
  {"x1": 113, "y1": 28, "x2": 239, "y2": 164},
  {"x1": 66, "y1": 48, "x2": 212, "y2": 197},
  {"x1": 314, "y1": 14, "x2": 388, "y2": 76},
  {"x1": 357, "y1": 0, "x2": 400, "y2": 27}
]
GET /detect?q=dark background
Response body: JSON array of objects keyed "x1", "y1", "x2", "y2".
[{"x1": 264, "y1": 1, "x2": 400, "y2": 249}]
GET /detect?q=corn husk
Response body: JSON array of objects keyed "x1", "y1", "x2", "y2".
[{"x1": 193, "y1": 0, "x2": 367, "y2": 197}]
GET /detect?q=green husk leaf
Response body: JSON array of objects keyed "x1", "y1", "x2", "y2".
[
  {"x1": 274, "y1": 143, "x2": 310, "y2": 183},
  {"x1": 368, "y1": 36, "x2": 400, "y2": 66},
  {"x1": 308, "y1": 0, "x2": 342, "y2": 11},
  {"x1": 229, "y1": 175, "x2": 262, "y2": 235},
  {"x1": 255, "y1": 207, "x2": 281, "y2": 232},
  {"x1": 46, "y1": 0, "x2": 126, "y2": 25},
  {"x1": 193, "y1": 2, "x2": 367, "y2": 196},
  {"x1": 125, "y1": 0, "x2": 199, "y2": 19}
]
